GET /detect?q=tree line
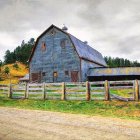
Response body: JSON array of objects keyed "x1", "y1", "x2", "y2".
[
  {"x1": 4, "y1": 38, "x2": 35, "y2": 65},
  {"x1": 104, "y1": 56, "x2": 140, "y2": 67},
  {"x1": 1, "y1": 38, "x2": 140, "y2": 67}
]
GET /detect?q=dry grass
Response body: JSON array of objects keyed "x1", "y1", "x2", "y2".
[{"x1": 0, "y1": 62, "x2": 28, "y2": 84}]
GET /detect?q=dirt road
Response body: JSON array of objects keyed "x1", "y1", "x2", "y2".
[{"x1": 0, "y1": 107, "x2": 140, "y2": 140}]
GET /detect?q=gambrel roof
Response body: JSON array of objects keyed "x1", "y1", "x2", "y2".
[
  {"x1": 29, "y1": 25, "x2": 107, "y2": 66},
  {"x1": 69, "y1": 34, "x2": 106, "y2": 66}
]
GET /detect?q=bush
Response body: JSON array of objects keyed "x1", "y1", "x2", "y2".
[
  {"x1": 13, "y1": 63, "x2": 19, "y2": 70},
  {"x1": 4, "y1": 67, "x2": 10, "y2": 75}
]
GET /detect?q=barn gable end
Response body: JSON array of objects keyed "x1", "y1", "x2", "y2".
[
  {"x1": 29, "y1": 25, "x2": 107, "y2": 82},
  {"x1": 30, "y1": 26, "x2": 81, "y2": 83}
]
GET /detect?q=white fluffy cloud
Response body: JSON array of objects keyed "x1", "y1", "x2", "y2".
[{"x1": 0, "y1": 0, "x2": 140, "y2": 61}]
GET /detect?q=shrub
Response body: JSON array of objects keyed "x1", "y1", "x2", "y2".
[{"x1": 13, "y1": 63, "x2": 19, "y2": 70}]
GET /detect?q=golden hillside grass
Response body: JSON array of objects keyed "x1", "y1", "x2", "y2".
[{"x1": 0, "y1": 62, "x2": 28, "y2": 84}]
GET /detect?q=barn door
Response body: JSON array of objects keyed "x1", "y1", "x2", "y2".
[
  {"x1": 31, "y1": 72, "x2": 41, "y2": 83},
  {"x1": 53, "y1": 72, "x2": 58, "y2": 82},
  {"x1": 71, "y1": 71, "x2": 79, "y2": 82}
]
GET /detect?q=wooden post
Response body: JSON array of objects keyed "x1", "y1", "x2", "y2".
[
  {"x1": 8, "y1": 84, "x2": 12, "y2": 98},
  {"x1": 86, "y1": 81, "x2": 90, "y2": 101},
  {"x1": 61, "y1": 82, "x2": 65, "y2": 100},
  {"x1": 24, "y1": 83, "x2": 27, "y2": 99},
  {"x1": 105, "y1": 80, "x2": 110, "y2": 101},
  {"x1": 135, "y1": 80, "x2": 139, "y2": 101},
  {"x1": 26, "y1": 83, "x2": 29, "y2": 99},
  {"x1": 43, "y1": 83, "x2": 46, "y2": 100}
]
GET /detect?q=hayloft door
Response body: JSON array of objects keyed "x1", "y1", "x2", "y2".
[{"x1": 71, "y1": 71, "x2": 79, "y2": 82}]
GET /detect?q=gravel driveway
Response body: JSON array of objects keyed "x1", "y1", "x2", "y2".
[{"x1": 0, "y1": 107, "x2": 140, "y2": 140}]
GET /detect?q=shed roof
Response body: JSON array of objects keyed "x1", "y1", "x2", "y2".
[
  {"x1": 88, "y1": 67, "x2": 140, "y2": 76},
  {"x1": 19, "y1": 74, "x2": 29, "y2": 81},
  {"x1": 29, "y1": 25, "x2": 106, "y2": 66}
]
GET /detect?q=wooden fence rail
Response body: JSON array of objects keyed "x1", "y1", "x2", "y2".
[{"x1": 0, "y1": 80, "x2": 139, "y2": 101}]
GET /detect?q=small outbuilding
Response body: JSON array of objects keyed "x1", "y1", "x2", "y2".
[
  {"x1": 19, "y1": 74, "x2": 29, "y2": 83},
  {"x1": 87, "y1": 67, "x2": 140, "y2": 81}
]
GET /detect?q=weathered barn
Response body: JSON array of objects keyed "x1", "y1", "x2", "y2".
[
  {"x1": 29, "y1": 25, "x2": 106, "y2": 83},
  {"x1": 88, "y1": 67, "x2": 140, "y2": 81}
]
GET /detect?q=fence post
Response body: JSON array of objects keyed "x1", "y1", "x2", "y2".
[
  {"x1": 43, "y1": 83, "x2": 46, "y2": 100},
  {"x1": 61, "y1": 82, "x2": 65, "y2": 100},
  {"x1": 26, "y1": 83, "x2": 29, "y2": 99},
  {"x1": 24, "y1": 83, "x2": 28, "y2": 99},
  {"x1": 86, "y1": 81, "x2": 90, "y2": 101},
  {"x1": 105, "y1": 80, "x2": 110, "y2": 101},
  {"x1": 134, "y1": 80, "x2": 139, "y2": 101},
  {"x1": 8, "y1": 84, "x2": 12, "y2": 98}
]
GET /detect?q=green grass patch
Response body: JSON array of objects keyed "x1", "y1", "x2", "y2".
[
  {"x1": 0, "y1": 94, "x2": 140, "y2": 121},
  {"x1": 110, "y1": 89, "x2": 134, "y2": 98}
]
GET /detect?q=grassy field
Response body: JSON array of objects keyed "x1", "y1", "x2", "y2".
[{"x1": 0, "y1": 93, "x2": 140, "y2": 121}]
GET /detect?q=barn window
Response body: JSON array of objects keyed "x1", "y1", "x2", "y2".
[
  {"x1": 41, "y1": 42, "x2": 46, "y2": 52},
  {"x1": 53, "y1": 72, "x2": 58, "y2": 77},
  {"x1": 42, "y1": 72, "x2": 46, "y2": 76},
  {"x1": 65, "y1": 71, "x2": 69, "y2": 76},
  {"x1": 60, "y1": 39, "x2": 69, "y2": 48},
  {"x1": 50, "y1": 30, "x2": 56, "y2": 36}
]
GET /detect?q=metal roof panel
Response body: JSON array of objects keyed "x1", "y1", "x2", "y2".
[{"x1": 69, "y1": 34, "x2": 107, "y2": 66}]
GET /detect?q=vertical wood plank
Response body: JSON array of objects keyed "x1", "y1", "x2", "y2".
[
  {"x1": 7, "y1": 84, "x2": 10, "y2": 98},
  {"x1": 105, "y1": 80, "x2": 110, "y2": 101},
  {"x1": 8, "y1": 84, "x2": 12, "y2": 98},
  {"x1": 86, "y1": 81, "x2": 90, "y2": 101},
  {"x1": 61, "y1": 82, "x2": 65, "y2": 100},
  {"x1": 43, "y1": 83, "x2": 46, "y2": 100},
  {"x1": 135, "y1": 80, "x2": 139, "y2": 101},
  {"x1": 26, "y1": 83, "x2": 29, "y2": 99},
  {"x1": 24, "y1": 83, "x2": 27, "y2": 99}
]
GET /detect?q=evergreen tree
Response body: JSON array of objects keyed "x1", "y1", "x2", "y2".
[
  {"x1": 4, "y1": 38, "x2": 35, "y2": 65},
  {"x1": 104, "y1": 56, "x2": 140, "y2": 67}
]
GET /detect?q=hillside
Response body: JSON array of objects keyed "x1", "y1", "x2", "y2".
[{"x1": 0, "y1": 62, "x2": 28, "y2": 84}]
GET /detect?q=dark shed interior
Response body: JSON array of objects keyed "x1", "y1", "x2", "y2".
[
  {"x1": 88, "y1": 75, "x2": 140, "y2": 81},
  {"x1": 87, "y1": 67, "x2": 140, "y2": 81}
]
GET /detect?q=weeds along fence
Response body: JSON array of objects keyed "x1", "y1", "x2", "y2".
[{"x1": 0, "y1": 80, "x2": 139, "y2": 101}]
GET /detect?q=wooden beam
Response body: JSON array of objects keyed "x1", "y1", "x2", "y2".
[
  {"x1": 135, "y1": 80, "x2": 139, "y2": 101},
  {"x1": 61, "y1": 82, "x2": 66, "y2": 100},
  {"x1": 8, "y1": 84, "x2": 12, "y2": 98},
  {"x1": 105, "y1": 80, "x2": 110, "y2": 101},
  {"x1": 86, "y1": 81, "x2": 90, "y2": 101},
  {"x1": 43, "y1": 83, "x2": 46, "y2": 100}
]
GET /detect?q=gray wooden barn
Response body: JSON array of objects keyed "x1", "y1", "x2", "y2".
[{"x1": 29, "y1": 25, "x2": 106, "y2": 83}]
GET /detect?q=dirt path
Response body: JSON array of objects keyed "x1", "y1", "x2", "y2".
[{"x1": 0, "y1": 107, "x2": 140, "y2": 140}]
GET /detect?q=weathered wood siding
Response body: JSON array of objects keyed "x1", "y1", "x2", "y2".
[
  {"x1": 30, "y1": 28, "x2": 80, "y2": 82},
  {"x1": 81, "y1": 59, "x2": 102, "y2": 81}
]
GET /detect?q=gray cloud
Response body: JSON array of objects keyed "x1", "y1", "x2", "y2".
[{"x1": 0, "y1": 0, "x2": 140, "y2": 61}]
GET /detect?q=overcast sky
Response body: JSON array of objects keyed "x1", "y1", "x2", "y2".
[{"x1": 0, "y1": 0, "x2": 140, "y2": 61}]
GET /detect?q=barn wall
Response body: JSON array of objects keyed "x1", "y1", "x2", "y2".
[
  {"x1": 81, "y1": 59, "x2": 102, "y2": 81},
  {"x1": 30, "y1": 28, "x2": 80, "y2": 82}
]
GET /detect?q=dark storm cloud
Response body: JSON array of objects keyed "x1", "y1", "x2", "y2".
[{"x1": 0, "y1": 0, "x2": 140, "y2": 61}]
